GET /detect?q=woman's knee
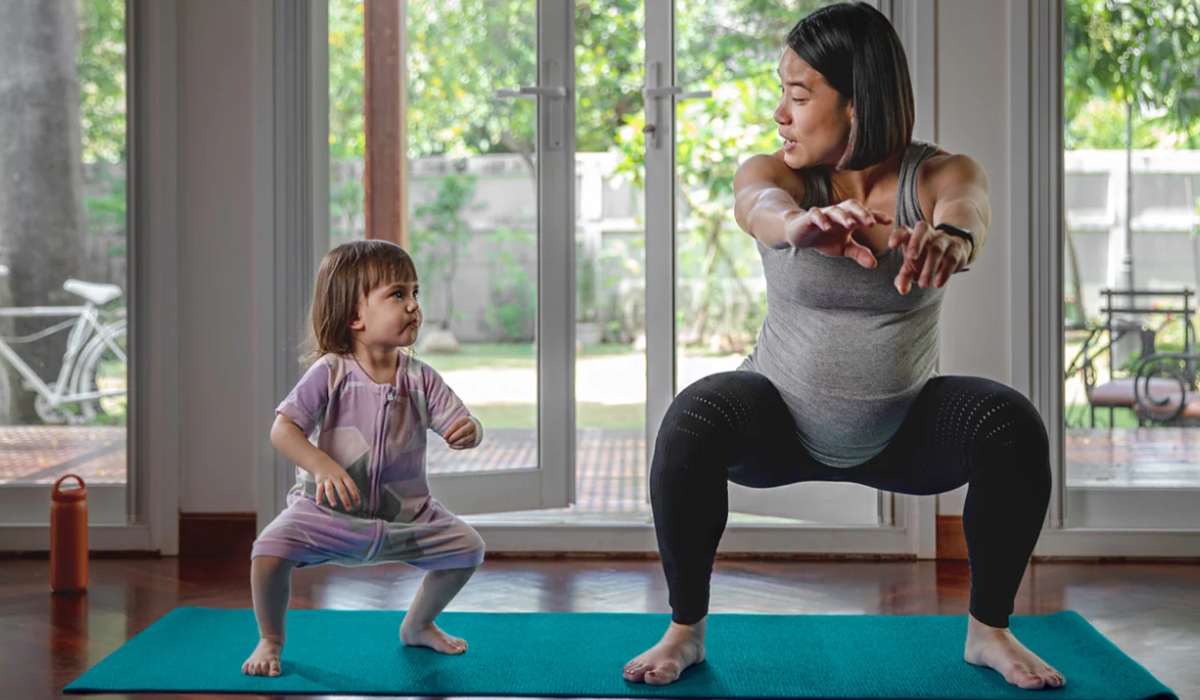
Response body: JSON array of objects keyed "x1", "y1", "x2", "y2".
[
  {"x1": 964, "y1": 380, "x2": 1051, "y2": 488},
  {"x1": 655, "y1": 372, "x2": 765, "y2": 466},
  {"x1": 663, "y1": 371, "x2": 774, "y2": 435}
]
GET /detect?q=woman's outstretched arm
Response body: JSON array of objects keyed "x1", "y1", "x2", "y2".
[
  {"x1": 733, "y1": 153, "x2": 808, "y2": 249},
  {"x1": 930, "y1": 154, "x2": 990, "y2": 262}
]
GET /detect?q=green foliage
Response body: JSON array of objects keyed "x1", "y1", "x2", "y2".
[
  {"x1": 410, "y1": 172, "x2": 478, "y2": 327},
  {"x1": 484, "y1": 228, "x2": 537, "y2": 341},
  {"x1": 78, "y1": 0, "x2": 126, "y2": 165},
  {"x1": 1064, "y1": 0, "x2": 1200, "y2": 149},
  {"x1": 78, "y1": 0, "x2": 129, "y2": 251},
  {"x1": 329, "y1": 0, "x2": 365, "y2": 160}
]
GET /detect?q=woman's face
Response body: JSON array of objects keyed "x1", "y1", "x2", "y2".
[{"x1": 774, "y1": 48, "x2": 853, "y2": 170}]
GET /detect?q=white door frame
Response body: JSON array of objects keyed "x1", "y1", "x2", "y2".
[
  {"x1": 475, "y1": 0, "x2": 937, "y2": 555},
  {"x1": 1009, "y1": 0, "x2": 1200, "y2": 556},
  {"x1": 0, "y1": 0, "x2": 181, "y2": 553},
  {"x1": 642, "y1": 0, "x2": 935, "y2": 554},
  {"x1": 260, "y1": 0, "x2": 939, "y2": 555},
  {"x1": 258, "y1": 0, "x2": 573, "y2": 527},
  {"x1": 428, "y1": 0, "x2": 575, "y2": 514}
]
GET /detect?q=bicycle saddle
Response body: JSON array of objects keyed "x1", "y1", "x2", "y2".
[{"x1": 63, "y1": 279, "x2": 123, "y2": 305}]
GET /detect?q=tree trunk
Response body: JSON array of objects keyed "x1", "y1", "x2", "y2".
[
  {"x1": 1112, "y1": 98, "x2": 1138, "y2": 371},
  {"x1": 0, "y1": 0, "x2": 84, "y2": 423}
]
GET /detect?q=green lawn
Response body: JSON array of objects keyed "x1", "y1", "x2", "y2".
[
  {"x1": 432, "y1": 344, "x2": 1151, "y2": 431},
  {"x1": 471, "y1": 402, "x2": 644, "y2": 430},
  {"x1": 425, "y1": 342, "x2": 648, "y2": 429},
  {"x1": 419, "y1": 341, "x2": 642, "y2": 371}
]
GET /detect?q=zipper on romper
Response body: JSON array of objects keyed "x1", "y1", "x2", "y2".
[{"x1": 369, "y1": 385, "x2": 396, "y2": 515}]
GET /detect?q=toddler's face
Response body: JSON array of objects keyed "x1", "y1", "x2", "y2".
[{"x1": 354, "y1": 278, "x2": 422, "y2": 347}]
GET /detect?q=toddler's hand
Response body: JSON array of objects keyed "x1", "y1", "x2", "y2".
[
  {"x1": 444, "y1": 416, "x2": 479, "y2": 450},
  {"x1": 313, "y1": 462, "x2": 362, "y2": 511}
]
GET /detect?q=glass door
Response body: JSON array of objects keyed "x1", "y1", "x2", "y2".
[
  {"x1": 644, "y1": 0, "x2": 914, "y2": 537},
  {"x1": 327, "y1": 0, "x2": 574, "y2": 514},
  {"x1": 1059, "y1": 0, "x2": 1200, "y2": 530},
  {"x1": 0, "y1": 0, "x2": 131, "y2": 527}
]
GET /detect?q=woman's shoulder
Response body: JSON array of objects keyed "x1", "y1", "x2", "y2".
[
  {"x1": 734, "y1": 150, "x2": 835, "y2": 209},
  {"x1": 913, "y1": 144, "x2": 988, "y2": 215},
  {"x1": 735, "y1": 151, "x2": 808, "y2": 198},
  {"x1": 915, "y1": 144, "x2": 986, "y2": 192}
]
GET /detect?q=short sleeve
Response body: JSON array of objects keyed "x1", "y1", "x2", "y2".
[
  {"x1": 276, "y1": 357, "x2": 333, "y2": 435},
  {"x1": 420, "y1": 361, "x2": 479, "y2": 445}
]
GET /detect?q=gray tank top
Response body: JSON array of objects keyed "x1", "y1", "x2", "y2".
[{"x1": 738, "y1": 140, "x2": 944, "y2": 467}]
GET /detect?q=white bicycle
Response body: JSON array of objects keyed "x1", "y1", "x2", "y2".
[{"x1": 0, "y1": 264, "x2": 128, "y2": 425}]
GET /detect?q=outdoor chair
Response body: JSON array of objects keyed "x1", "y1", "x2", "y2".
[{"x1": 1074, "y1": 288, "x2": 1198, "y2": 427}]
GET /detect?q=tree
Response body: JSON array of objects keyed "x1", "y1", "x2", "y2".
[
  {"x1": 1064, "y1": 0, "x2": 1200, "y2": 309},
  {"x1": 410, "y1": 171, "x2": 478, "y2": 338},
  {"x1": 612, "y1": 1, "x2": 825, "y2": 350},
  {"x1": 0, "y1": 0, "x2": 86, "y2": 423}
]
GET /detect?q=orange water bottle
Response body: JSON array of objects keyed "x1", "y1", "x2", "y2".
[{"x1": 50, "y1": 474, "x2": 88, "y2": 593}]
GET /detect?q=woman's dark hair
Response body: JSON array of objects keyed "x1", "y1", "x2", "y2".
[{"x1": 786, "y1": 2, "x2": 914, "y2": 170}]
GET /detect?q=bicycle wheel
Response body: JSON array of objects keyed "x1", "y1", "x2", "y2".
[{"x1": 74, "y1": 320, "x2": 128, "y2": 425}]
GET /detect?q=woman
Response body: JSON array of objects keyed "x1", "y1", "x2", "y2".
[{"x1": 622, "y1": 2, "x2": 1064, "y2": 691}]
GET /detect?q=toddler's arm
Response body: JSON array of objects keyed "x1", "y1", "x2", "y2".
[
  {"x1": 270, "y1": 414, "x2": 362, "y2": 510},
  {"x1": 269, "y1": 414, "x2": 342, "y2": 477},
  {"x1": 272, "y1": 356, "x2": 362, "y2": 510},
  {"x1": 421, "y1": 362, "x2": 483, "y2": 448}
]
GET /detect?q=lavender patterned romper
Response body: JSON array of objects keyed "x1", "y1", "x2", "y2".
[{"x1": 251, "y1": 352, "x2": 486, "y2": 570}]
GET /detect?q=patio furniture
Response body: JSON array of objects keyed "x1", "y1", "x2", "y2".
[
  {"x1": 1132, "y1": 351, "x2": 1200, "y2": 425},
  {"x1": 1074, "y1": 288, "x2": 1197, "y2": 427}
]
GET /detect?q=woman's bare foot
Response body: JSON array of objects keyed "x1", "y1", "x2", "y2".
[
  {"x1": 241, "y1": 637, "x2": 283, "y2": 676},
  {"x1": 623, "y1": 618, "x2": 707, "y2": 686},
  {"x1": 400, "y1": 620, "x2": 468, "y2": 655},
  {"x1": 964, "y1": 614, "x2": 1066, "y2": 690}
]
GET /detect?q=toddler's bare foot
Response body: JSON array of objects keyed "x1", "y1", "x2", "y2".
[
  {"x1": 400, "y1": 620, "x2": 467, "y2": 655},
  {"x1": 623, "y1": 619, "x2": 706, "y2": 686},
  {"x1": 964, "y1": 614, "x2": 1066, "y2": 690},
  {"x1": 241, "y1": 637, "x2": 282, "y2": 676}
]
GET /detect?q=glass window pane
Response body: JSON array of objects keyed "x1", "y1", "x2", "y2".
[
  {"x1": 328, "y1": 0, "x2": 539, "y2": 477},
  {"x1": 1062, "y1": 0, "x2": 1200, "y2": 525},
  {"x1": 0, "y1": 0, "x2": 130, "y2": 524}
]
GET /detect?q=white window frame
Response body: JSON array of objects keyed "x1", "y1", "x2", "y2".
[
  {"x1": 261, "y1": 0, "x2": 942, "y2": 556},
  {"x1": 1010, "y1": 0, "x2": 1200, "y2": 556},
  {"x1": 0, "y1": 0, "x2": 181, "y2": 553},
  {"x1": 257, "y1": 0, "x2": 575, "y2": 529}
]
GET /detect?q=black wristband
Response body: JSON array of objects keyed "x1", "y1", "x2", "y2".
[{"x1": 934, "y1": 223, "x2": 974, "y2": 271}]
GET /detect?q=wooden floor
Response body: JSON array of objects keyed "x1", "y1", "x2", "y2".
[{"x1": 1, "y1": 556, "x2": 1196, "y2": 699}]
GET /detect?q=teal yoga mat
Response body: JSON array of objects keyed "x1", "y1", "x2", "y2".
[{"x1": 65, "y1": 608, "x2": 1177, "y2": 698}]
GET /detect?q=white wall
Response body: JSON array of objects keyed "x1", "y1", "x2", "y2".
[
  {"x1": 171, "y1": 1, "x2": 1016, "y2": 516},
  {"x1": 177, "y1": 0, "x2": 258, "y2": 512},
  {"x1": 934, "y1": 0, "x2": 1012, "y2": 515}
]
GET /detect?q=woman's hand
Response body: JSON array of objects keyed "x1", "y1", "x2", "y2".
[
  {"x1": 312, "y1": 461, "x2": 362, "y2": 511},
  {"x1": 444, "y1": 416, "x2": 479, "y2": 450},
  {"x1": 783, "y1": 199, "x2": 893, "y2": 269},
  {"x1": 888, "y1": 221, "x2": 971, "y2": 294}
]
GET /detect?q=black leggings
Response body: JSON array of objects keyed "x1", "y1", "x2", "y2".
[{"x1": 650, "y1": 371, "x2": 1051, "y2": 629}]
